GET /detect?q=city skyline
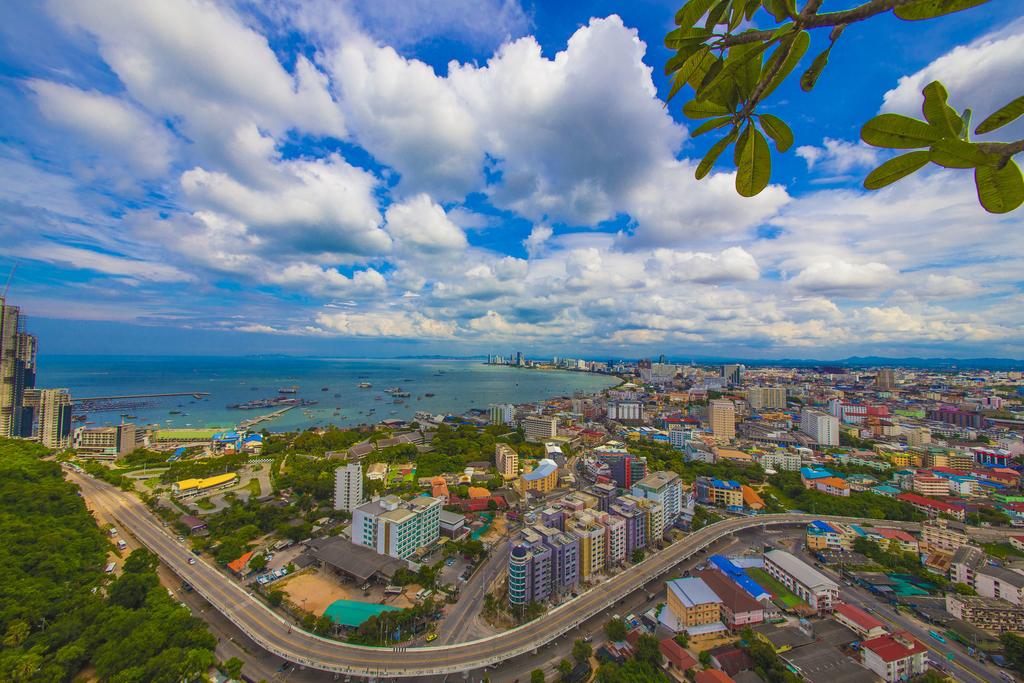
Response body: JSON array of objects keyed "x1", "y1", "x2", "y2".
[{"x1": 1, "y1": 1, "x2": 1023, "y2": 358}]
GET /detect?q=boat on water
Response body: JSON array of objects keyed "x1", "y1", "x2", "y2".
[
  {"x1": 358, "y1": 382, "x2": 372, "y2": 388},
  {"x1": 278, "y1": 385, "x2": 299, "y2": 394},
  {"x1": 170, "y1": 410, "x2": 182, "y2": 415},
  {"x1": 393, "y1": 399, "x2": 404, "y2": 404},
  {"x1": 424, "y1": 392, "x2": 435, "y2": 397},
  {"x1": 321, "y1": 387, "x2": 329, "y2": 391},
  {"x1": 333, "y1": 393, "x2": 341, "y2": 398}
]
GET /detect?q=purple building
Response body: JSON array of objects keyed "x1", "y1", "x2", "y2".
[
  {"x1": 610, "y1": 499, "x2": 646, "y2": 557},
  {"x1": 927, "y1": 405, "x2": 983, "y2": 429},
  {"x1": 508, "y1": 523, "x2": 580, "y2": 606}
]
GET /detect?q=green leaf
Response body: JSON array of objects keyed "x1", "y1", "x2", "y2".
[
  {"x1": 696, "y1": 128, "x2": 739, "y2": 179},
  {"x1": 736, "y1": 127, "x2": 772, "y2": 197},
  {"x1": 929, "y1": 138, "x2": 1000, "y2": 169},
  {"x1": 665, "y1": 27, "x2": 712, "y2": 49},
  {"x1": 685, "y1": 50, "x2": 719, "y2": 91},
  {"x1": 975, "y1": 160, "x2": 1024, "y2": 214},
  {"x1": 704, "y1": 0, "x2": 730, "y2": 29},
  {"x1": 959, "y1": 108, "x2": 972, "y2": 139},
  {"x1": 692, "y1": 116, "x2": 734, "y2": 137},
  {"x1": 762, "y1": 0, "x2": 790, "y2": 22},
  {"x1": 863, "y1": 151, "x2": 931, "y2": 190},
  {"x1": 921, "y1": 81, "x2": 962, "y2": 138},
  {"x1": 895, "y1": 0, "x2": 992, "y2": 21},
  {"x1": 667, "y1": 48, "x2": 710, "y2": 102},
  {"x1": 760, "y1": 30, "x2": 810, "y2": 100},
  {"x1": 861, "y1": 113, "x2": 941, "y2": 149},
  {"x1": 683, "y1": 98, "x2": 731, "y2": 119},
  {"x1": 975, "y1": 95, "x2": 1024, "y2": 135},
  {"x1": 759, "y1": 114, "x2": 793, "y2": 152},
  {"x1": 800, "y1": 47, "x2": 831, "y2": 92},
  {"x1": 734, "y1": 124, "x2": 752, "y2": 165},
  {"x1": 675, "y1": 0, "x2": 719, "y2": 26}
]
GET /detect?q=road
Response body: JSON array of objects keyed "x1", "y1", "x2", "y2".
[
  {"x1": 817, "y1": 562, "x2": 1004, "y2": 683},
  {"x1": 70, "y1": 468, "x2": 934, "y2": 680},
  {"x1": 435, "y1": 534, "x2": 512, "y2": 646}
]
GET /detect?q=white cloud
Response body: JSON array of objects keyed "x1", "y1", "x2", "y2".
[
  {"x1": 266, "y1": 264, "x2": 387, "y2": 298},
  {"x1": 26, "y1": 79, "x2": 174, "y2": 176},
  {"x1": 384, "y1": 194, "x2": 467, "y2": 253},
  {"x1": 881, "y1": 21, "x2": 1024, "y2": 141},
  {"x1": 181, "y1": 153, "x2": 389, "y2": 257},
  {"x1": 6, "y1": 241, "x2": 193, "y2": 283},
  {"x1": 647, "y1": 247, "x2": 760, "y2": 284},
  {"x1": 315, "y1": 309, "x2": 456, "y2": 338},
  {"x1": 795, "y1": 138, "x2": 880, "y2": 175},
  {"x1": 523, "y1": 224, "x2": 553, "y2": 258},
  {"x1": 789, "y1": 260, "x2": 898, "y2": 296}
]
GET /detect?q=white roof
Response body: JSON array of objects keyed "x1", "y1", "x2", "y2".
[{"x1": 765, "y1": 549, "x2": 838, "y2": 590}]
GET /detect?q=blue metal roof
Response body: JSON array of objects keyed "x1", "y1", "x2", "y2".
[
  {"x1": 708, "y1": 555, "x2": 770, "y2": 601},
  {"x1": 523, "y1": 459, "x2": 558, "y2": 481},
  {"x1": 800, "y1": 466, "x2": 833, "y2": 480},
  {"x1": 809, "y1": 520, "x2": 835, "y2": 533}
]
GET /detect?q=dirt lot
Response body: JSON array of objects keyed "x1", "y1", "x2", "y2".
[
  {"x1": 479, "y1": 514, "x2": 509, "y2": 543},
  {"x1": 278, "y1": 569, "x2": 420, "y2": 613},
  {"x1": 277, "y1": 570, "x2": 353, "y2": 614}
]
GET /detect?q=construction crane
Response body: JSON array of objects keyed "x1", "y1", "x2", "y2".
[{"x1": 1, "y1": 263, "x2": 15, "y2": 300}]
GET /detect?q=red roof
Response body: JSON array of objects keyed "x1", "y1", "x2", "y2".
[
  {"x1": 896, "y1": 493, "x2": 963, "y2": 512},
  {"x1": 834, "y1": 603, "x2": 885, "y2": 632},
  {"x1": 227, "y1": 550, "x2": 254, "y2": 573},
  {"x1": 659, "y1": 638, "x2": 698, "y2": 670},
  {"x1": 694, "y1": 671, "x2": 736, "y2": 683},
  {"x1": 932, "y1": 467, "x2": 967, "y2": 476},
  {"x1": 861, "y1": 631, "x2": 927, "y2": 662},
  {"x1": 873, "y1": 528, "x2": 916, "y2": 543}
]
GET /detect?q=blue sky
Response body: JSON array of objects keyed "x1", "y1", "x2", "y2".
[{"x1": 1, "y1": 0, "x2": 1022, "y2": 359}]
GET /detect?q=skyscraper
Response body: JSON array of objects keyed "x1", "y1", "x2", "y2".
[
  {"x1": 37, "y1": 388, "x2": 72, "y2": 449},
  {"x1": 0, "y1": 299, "x2": 27, "y2": 437},
  {"x1": 720, "y1": 363, "x2": 744, "y2": 386},
  {"x1": 748, "y1": 386, "x2": 787, "y2": 410},
  {"x1": 708, "y1": 399, "x2": 736, "y2": 440},
  {"x1": 876, "y1": 368, "x2": 895, "y2": 391}
]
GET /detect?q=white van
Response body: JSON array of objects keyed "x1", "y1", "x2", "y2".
[
  {"x1": 105, "y1": 562, "x2": 117, "y2": 573},
  {"x1": 117, "y1": 540, "x2": 127, "y2": 550}
]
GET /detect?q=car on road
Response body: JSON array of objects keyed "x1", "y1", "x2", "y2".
[
  {"x1": 188, "y1": 557, "x2": 197, "y2": 565},
  {"x1": 177, "y1": 536, "x2": 185, "y2": 542},
  {"x1": 425, "y1": 633, "x2": 438, "y2": 642},
  {"x1": 445, "y1": 558, "x2": 456, "y2": 566},
  {"x1": 929, "y1": 630, "x2": 947, "y2": 643}
]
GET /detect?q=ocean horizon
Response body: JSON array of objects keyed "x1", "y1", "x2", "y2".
[{"x1": 37, "y1": 355, "x2": 618, "y2": 432}]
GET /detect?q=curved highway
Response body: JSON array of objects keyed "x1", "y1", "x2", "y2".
[{"x1": 74, "y1": 472, "x2": 922, "y2": 678}]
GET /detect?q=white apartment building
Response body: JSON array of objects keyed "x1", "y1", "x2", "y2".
[
  {"x1": 37, "y1": 388, "x2": 72, "y2": 449},
  {"x1": 489, "y1": 403, "x2": 515, "y2": 426},
  {"x1": 522, "y1": 415, "x2": 558, "y2": 442},
  {"x1": 754, "y1": 450, "x2": 802, "y2": 472},
  {"x1": 631, "y1": 471, "x2": 683, "y2": 524},
  {"x1": 707, "y1": 399, "x2": 735, "y2": 440},
  {"x1": 352, "y1": 495, "x2": 442, "y2": 559},
  {"x1": 764, "y1": 549, "x2": 839, "y2": 613},
  {"x1": 334, "y1": 461, "x2": 364, "y2": 512},
  {"x1": 607, "y1": 400, "x2": 644, "y2": 423},
  {"x1": 800, "y1": 408, "x2": 839, "y2": 446}
]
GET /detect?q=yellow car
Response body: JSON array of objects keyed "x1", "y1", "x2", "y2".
[{"x1": 425, "y1": 633, "x2": 438, "y2": 642}]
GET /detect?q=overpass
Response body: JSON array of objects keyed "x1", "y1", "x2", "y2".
[{"x1": 69, "y1": 472, "x2": 944, "y2": 679}]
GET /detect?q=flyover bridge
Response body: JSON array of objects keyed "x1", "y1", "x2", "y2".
[{"x1": 72, "y1": 472, "x2": 933, "y2": 679}]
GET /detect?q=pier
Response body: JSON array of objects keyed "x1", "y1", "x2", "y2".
[{"x1": 238, "y1": 404, "x2": 297, "y2": 429}]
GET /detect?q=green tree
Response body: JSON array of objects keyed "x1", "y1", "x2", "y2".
[
  {"x1": 634, "y1": 634, "x2": 662, "y2": 667},
  {"x1": 674, "y1": 632, "x2": 689, "y2": 648},
  {"x1": 573, "y1": 638, "x2": 593, "y2": 664},
  {"x1": 249, "y1": 553, "x2": 268, "y2": 572},
  {"x1": 631, "y1": 549, "x2": 646, "y2": 563},
  {"x1": 222, "y1": 656, "x2": 244, "y2": 680},
  {"x1": 953, "y1": 582, "x2": 977, "y2": 595},
  {"x1": 557, "y1": 659, "x2": 573, "y2": 678},
  {"x1": 531, "y1": 668, "x2": 546, "y2": 683},
  {"x1": 665, "y1": 0, "x2": 1022, "y2": 213},
  {"x1": 605, "y1": 617, "x2": 628, "y2": 642},
  {"x1": 1002, "y1": 632, "x2": 1024, "y2": 676},
  {"x1": 267, "y1": 590, "x2": 285, "y2": 607},
  {"x1": 699, "y1": 649, "x2": 712, "y2": 668}
]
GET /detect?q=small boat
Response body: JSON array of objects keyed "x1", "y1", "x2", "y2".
[
  {"x1": 358, "y1": 382, "x2": 372, "y2": 388},
  {"x1": 424, "y1": 393, "x2": 435, "y2": 397},
  {"x1": 321, "y1": 387, "x2": 329, "y2": 391},
  {"x1": 334, "y1": 393, "x2": 341, "y2": 398},
  {"x1": 278, "y1": 386, "x2": 299, "y2": 394},
  {"x1": 170, "y1": 410, "x2": 182, "y2": 415}
]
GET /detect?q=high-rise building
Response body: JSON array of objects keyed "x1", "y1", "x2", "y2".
[
  {"x1": 495, "y1": 443, "x2": 519, "y2": 478},
  {"x1": 36, "y1": 388, "x2": 72, "y2": 449},
  {"x1": 631, "y1": 471, "x2": 683, "y2": 524},
  {"x1": 800, "y1": 408, "x2": 839, "y2": 446},
  {"x1": 876, "y1": 368, "x2": 896, "y2": 391},
  {"x1": 720, "y1": 364, "x2": 744, "y2": 386},
  {"x1": 606, "y1": 400, "x2": 643, "y2": 423},
  {"x1": 522, "y1": 414, "x2": 558, "y2": 442},
  {"x1": 488, "y1": 403, "x2": 515, "y2": 426},
  {"x1": 334, "y1": 461, "x2": 364, "y2": 512},
  {"x1": 352, "y1": 495, "x2": 442, "y2": 559},
  {"x1": 747, "y1": 386, "x2": 786, "y2": 410},
  {"x1": 0, "y1": 299, "x2": 27, "y2": 438},
  {"x1": 74, "y1": 423, "x2": 147, "y2": 458},
  {"x1": 707, "y1": 399, "x2": 735, "y2": 440}
]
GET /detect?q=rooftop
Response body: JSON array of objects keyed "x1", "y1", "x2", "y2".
[
  {"x1": 860, "y1": 631, "x2": 927, "y2": 662},
  {"x1": 668, "y1": 577, "x2": 722, "y2": 608},
  {"x1": 696, "y1": 567, "x2": 764, "y2": 614},
  {"x1": 764, "y1": 549, "x2": 838, "y2": 590},
  {"x1": 833, "y1": 603, "x2": 885, "y2": 632}
]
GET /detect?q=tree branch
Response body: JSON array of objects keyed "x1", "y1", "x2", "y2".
[
  {"x1": 721, "y1": 0, "x2": 918, "y2": 46},
  {"x1": 977, "y1": 139, "x2": 1024, "y2": 168}
]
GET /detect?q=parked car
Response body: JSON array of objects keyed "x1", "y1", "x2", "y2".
[{"x1": 188, "y1": 557, "x2": 196, "y2": 565}]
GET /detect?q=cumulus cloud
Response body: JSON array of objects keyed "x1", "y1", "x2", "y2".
[
  {"x1": 789, "y1": 260, "x2": 898, "y2": 296},
  {"x1": 27, "y1": 79, "x2": 175, "y2": 176},
  {"x1": 647, "y1": 247, "x2": 760, "y2": 284},
  {"x1": 881, "y1": 20, "x2": 1024, "y2": 141},
  {"x1": 315, "y1": 309, "x2": 456, "y2": 338},
  {"x1": 384, "y1": 194, "x2": 468, "y2": 253}
]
